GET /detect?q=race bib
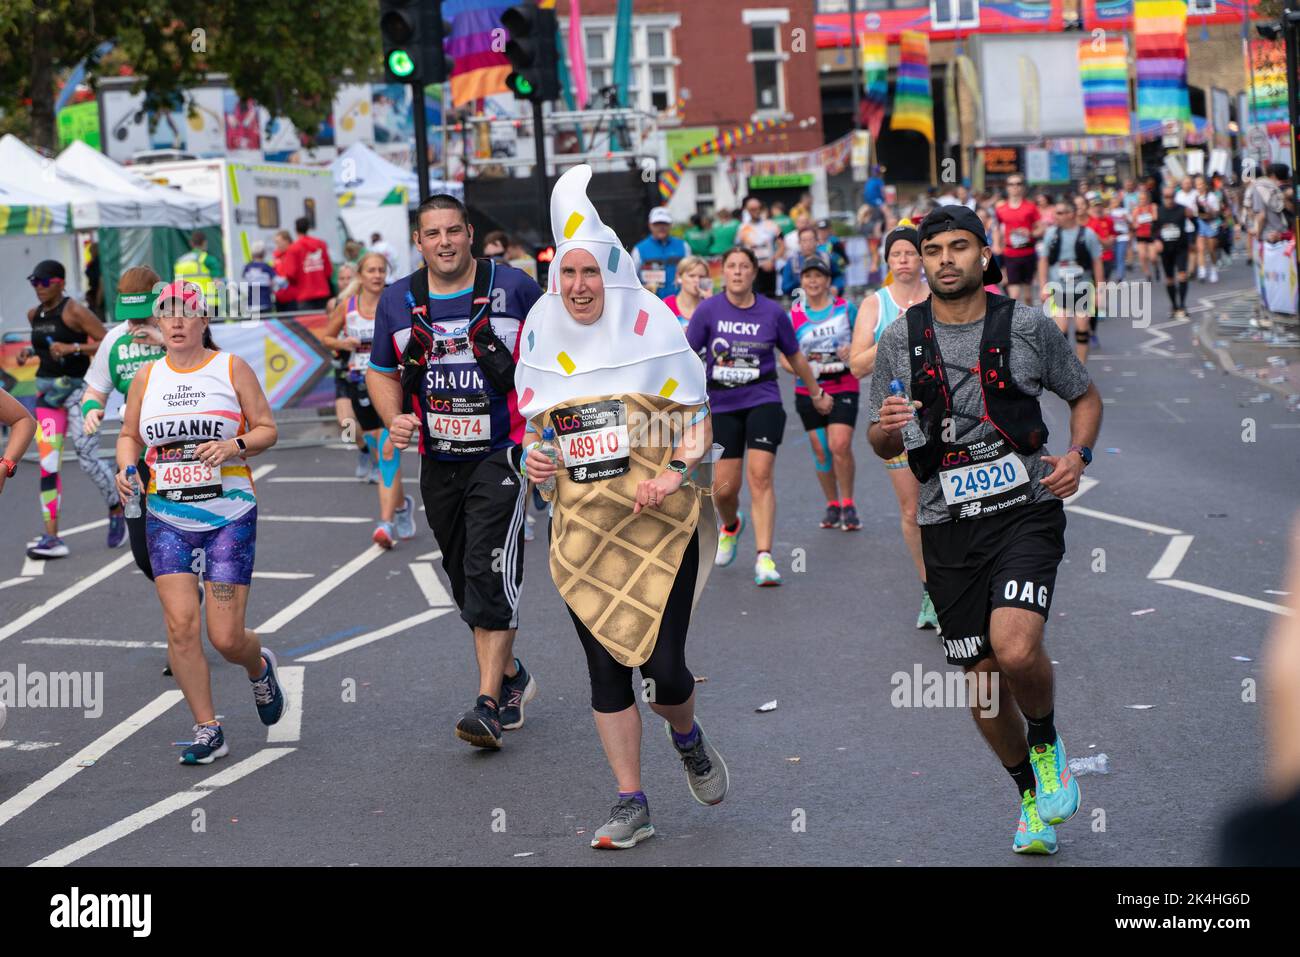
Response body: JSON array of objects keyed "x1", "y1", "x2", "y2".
[
  {"x1": 551, "y1": 399, "x2": 629, "y2": 483},
  {"x1": 154, "y1": 441, "x2": 223, "y2": 503},
  {"x1": 426, "y1": 393, "x2": 491, "y2": 455},
  {"x1": 1137, "y1": 212, "x2": 1153, "y2": 224},
  {"x1": 808, "y1": 351, "x2": 845, "y2": 378},
  {"x1": 347, "y1": 340, "x2": 372, "y2": 373},
  {"x1": 1057, "y1": 263, "x2": 1084, "y2": 281},
  {"x1": 641, "y1": 267, "x2": 667, "y2": 289},
  {"x1": 1159, "y1": 223, "x2": 1182, "y2": 242},
  {"x1": 1009, "y1": 228, "x2": 1031, "y2": 249},
  {"x1": 939, "y1": 438, "x2": 1031, "y2": 520}
]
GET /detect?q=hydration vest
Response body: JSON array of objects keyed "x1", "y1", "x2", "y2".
[
  {"x1": 1046, "y1": 228, "x2": 1093, "y2": 272},
  {"x1": 904, "y1": 294, "x2": 1049, "y2": 482}
]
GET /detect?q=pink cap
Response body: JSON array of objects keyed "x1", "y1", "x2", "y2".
[{"x1": 155, "y1": 279, "x2": 207, "y2": 316}]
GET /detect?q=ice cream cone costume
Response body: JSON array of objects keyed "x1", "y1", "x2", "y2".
[{"x1": 517, "y1": 165, "x2": 715, "y2": 667}]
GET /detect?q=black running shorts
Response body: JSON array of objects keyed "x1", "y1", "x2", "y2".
[
  {"x1": 419, "y1": 446, "x2": 526, "y2": 632},
  {"x1": 1002, "y1": 255, "x2": 1036, "y2": 287},
  {"x1": 921, "y1": 499, "x2": 1067, "y2": 667},
  {"x1": 712, "y1": 401, "x2": 787, "y2": 459},
  {"x1": 345, "y1": 377, "x2": 383, "y2": 433},
  {"x1": 794, "y1": 391, "x2": 859, "y2": 432}
]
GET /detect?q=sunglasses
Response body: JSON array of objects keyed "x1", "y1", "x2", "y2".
[
  {"x1": 29, "y1": 277, "x2": 59, "y2": 288},
  {"x1": 1007, "y1": 180, "x2": 1024, "y2": 186}
]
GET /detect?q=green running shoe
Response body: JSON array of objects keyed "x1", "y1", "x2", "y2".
[
  {"x1": 916, "y1": 590, "x2": 939, "y2": 630},
  {"x1": 1012, "y1": 789, "x2": 1058, "y2": 855},
  {"x1": 1030, "y1": 735, "x2": 1081, "y2": 825},
  {"x1": 715, "y1": 512, "x2": 745, "y2": 567}
]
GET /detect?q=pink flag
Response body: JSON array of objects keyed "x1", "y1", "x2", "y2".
[{"x1": 568, "y1": 0, "x2": 589, "y2": 108}]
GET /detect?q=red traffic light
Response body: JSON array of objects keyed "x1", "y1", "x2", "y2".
[{"x1": 536, "y1": 245, "x2": 556, "y2": 263}]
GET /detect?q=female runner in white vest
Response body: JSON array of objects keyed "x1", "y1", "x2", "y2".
[{"x1": 115, "y1": 280, "x2": 287, "y2": 765}]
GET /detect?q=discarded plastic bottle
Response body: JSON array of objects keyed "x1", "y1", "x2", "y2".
[
  {"x1": 889, "y1": 379, "x2": 927, "y2": 451},
  {"x1": 123, "y1": 465, "x2": 142, "y2": 519},
  {"x1": 1067, "y1": 753, "x2": 1110, "y2": 777},
  {"x1": 537, "y1": 427, "x2": 560, "y2": 496}
]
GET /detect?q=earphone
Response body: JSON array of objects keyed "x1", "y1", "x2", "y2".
[{"x1": 981, "y1": 258, "x2": 988, "y2": 268}]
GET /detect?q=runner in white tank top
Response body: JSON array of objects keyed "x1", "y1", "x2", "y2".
[{"x1": 116, "y1": 280, "x2": 286, "y2": 766}]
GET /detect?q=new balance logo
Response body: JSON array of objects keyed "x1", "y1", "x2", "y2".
[
  {"x1": 959, "y1": 501, "x2": 983, "y2": 519},
  {"x1": 500, "y1": 477, "x2": 515, "y2": 486}
]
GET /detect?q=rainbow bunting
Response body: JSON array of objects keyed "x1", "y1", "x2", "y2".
[
  {"x1": 1249, "y1": 39, "x2": 1290, "y2": 136},
  {"x1": 446, "y1": 0, "x2": 513, "y2": 108},
  {"x1": 1078, "y1": 37, "x2": 1131, "y2": 136},
  {"x1": 890, "y1": 31, "x2": 933, "y2": 143},
  {"x1": 1134, "y1": 0, "x2": 1190, "y2": 127},
  {"x1": 657, "y1": 119, "x2": 785, "y2": 201},
  {"x1": 859, "y1": 33, "x2": 888, "y2": 140}
]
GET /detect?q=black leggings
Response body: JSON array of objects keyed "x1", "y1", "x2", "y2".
[
  {"x1": 128, "y1": 460, "x2": 154, "y2": 581},
  {"x1": 1160, "y1": 244, "x2": 1188, "y2": 279},
  {"x1": 569, "y1": 532, "x2": 699, "y2": 713}
]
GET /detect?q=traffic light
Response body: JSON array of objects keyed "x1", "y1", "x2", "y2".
[
  {"x1": 535, "y1": 244, "x2": 556, "y2": 284},
  {"x1": 379, "y1": 0, "x2": 450, "y2": 84},
  {"x1": 501, "y1": 2, "x2": 560, "y2": 102}
]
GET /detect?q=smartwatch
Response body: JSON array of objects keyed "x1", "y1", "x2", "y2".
[
  {"x1": 666, "y1": 459, "x2": 688, "y2": 476},
  {"x1": 1067, "y1": 445, "x2": 1092, "y2": 467},
  {"x1": 1, "y1": 457, "x2": 16, "y2": 478},
  {"x1": 235, "y1": 437, "x2": 248, "y2": 457}
]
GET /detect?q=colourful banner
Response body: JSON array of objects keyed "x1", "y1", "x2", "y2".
[
  {"x1": 658, "y1": 120, "x2": 786, "y2": 202},
  {"x1": 737, "y1": 133, "x2": 854, "y2": 179},
  {"x1": 1078, "y1": 37, "x2": 1131, "y2": 136},
  {"x1": 891, "y1": 31, "x2": 934, "y2": 143},
  {"x1": 859, "y1": 33, "x2": 888, "y2": 141},
  {"x1": 1249, "y1": 39, "x2": 1290, "y2": 137},
  {"x1": 446, "y1": 0, "x2": 513, "y2": 108},
  {"x1": 1134, "y1": 0, "x2": 1190, "y2": 127}
]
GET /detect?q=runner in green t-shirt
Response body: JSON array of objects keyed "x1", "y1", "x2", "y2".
[
  {"x1": 684, "y1": 213, "x2": 713, "y2": 255},
  {"x1": 710, "y1": 208, "x2": 740, "y2": 255}
]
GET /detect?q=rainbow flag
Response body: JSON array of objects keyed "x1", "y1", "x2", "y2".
[
  {"x1": 1134, "y1": 0, "x2": 1190, "y2": 127},
  {"x1": 1078, "y1": 37, "x2": 1130, "y2": 136},
  {"x1": 860, "y1": 33, "x2": 888, "y2": 140},
  {"x1": 1249, "y1": 39, "x2": 1290, "y2": 136},
  {"x1": 891, "y1": 31, "x2": 933, "y2": 143},
  {"x1": 446, "y1": 0, "x2": 513, "y2": 107}
]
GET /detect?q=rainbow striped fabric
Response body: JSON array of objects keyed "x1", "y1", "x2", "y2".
[
  {"x1": 1134, "y1": 0, "x2": 1190, "y2": 126},
  {"x1": 446, "y1": 0, "x2": 513, "y2": 107},
  {"x1": 860, "y1": 33, "x2": 888, "y2": 140},
  {"x1": 1249, "y1": 39, "x2": 1290, "y2": 136},
  {"x1": 1078, "y1": 38, "x2": 1130, "y2": 136},
  {"x1": 658, "y1": 120, "x2": 784, "y2": 201},
  {"x1": 891, "y1": 31, "x2": 933, "y2": 143}
]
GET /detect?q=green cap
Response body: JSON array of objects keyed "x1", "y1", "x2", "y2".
[{"x1": 116, "y1": 290, "x2": 159, "y2": 321}]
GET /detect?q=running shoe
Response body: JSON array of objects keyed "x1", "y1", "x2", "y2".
[
  {"x1": 179, "y1": 723, "x2": 228, "y2": 765},
  {"x1": 1012, "y1": 789, "x2": 1058, "y2": 855},
  {"x1": 754, "y1": 552, "x2": 782, "y2": 586},
  {"x1": 1197, "y1": 264, "x2": 1207, "y2": 281},
  {"x1": 840, "y1": 503, "x2": 862, "y2": 531},
  {"x1": 1029, "y1": 735, "x2": 1080, "y2": 826},
  {"x1": 250, "y1": 649, "x2": 288, "y2": 726},
  {"x1": 916, "y1": 591, "x2": 940, "y2": 630},
  {"x1": 373, "y1": 521, "x2": 395, "y2": 549},
  {"x1": 714, "y1": 512, "x2": 745, "y2": 567},
  {"x1": 26, "y1": 535, "x2": 68, "y2": 559},
  {"x1": 394, "y1": 494, "x2": 417, "y2": 540},
  {"x1": 1209, "y1": 267, "x2": 1218, "y2": 284},
  {"x1": 355, "y1": 449, "x2": 371, "y2": 480},
  {"x1": 820, "y1": 503, "x2": 842, "y2": 529},
  {"x1": 107, "y1": 510, "x2": 127, "y2": 549},
  {"x1": 666, "y1": 720, "x2": 729, "y2": 806},
  {"x1": 455, "y1": 695, "x2": 502, "y2": 749},
  {"x1": 499, "y1": 658, "x2": 537, "y2": 731},
  {"x1": 367, "y1": 462, "x2": 380, "y2": 485},
  {"x1": 591, "y1": 797, "x2": 654, "y2": 850}
]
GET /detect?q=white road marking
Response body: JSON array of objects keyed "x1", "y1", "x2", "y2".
[
  {"x1": 0, "y1": 690, "x2": 183, "y2": 829},
  {"x1": 1271, "y1": 423, "x2": 1300, "y2": 429},
  {"x1": 20, "y1": 557, "x2": 45, "y2": 577},
  {"x1": 0, "y1": 577, "x2": 33, "y2": 591},
  {"x1": 23, "y1": 637, "x2": 167, "y2": 649},
  {"x1": 0, "y1": 740, "x2": 60, "y2": 751},
  {"x1": 1156, "y1": 401, "x2": 1186, "y2": 424},
  {"x1": 1063, "y1": 476, "x2": 1099, "y2": 505},
  {"x1": 410, "y1": 562, "x2": 455, "y2": 607},
  {"x1": 0, "y1": 552, "x2": 135, "y2": 645},
  {"x1": 1157, "y1": 579, "x2": 1292, "y2": 616},
  {"x1": 416, "y1": 550, "x2": 442, "y2": 561},
  {"x1": 1063, "y1": 505, "x2": 1182, "y2": 537},
  {"x1": 296, "y1": 608, "x2": 451, "y2": 663},
  {"x1": 251, "y1": 463, "x2": 278, "y2": 481},
  {"x1": 1148, "y1": 535, "x2": 1195, "y2": 580},
  {"x1": 254, "y1": 544, "x2": 384, "y2": 633},
  {"x1": 29, "y1": 747, "x2": 295, "y2": 867},
  {"x1": 267, "y1": 476, "x2": 418, "y2": 484},
  {"x1": 261, "y1": 515, "x2": 370, "y2": 525},
  {"x1": 267, "y1": 667, "x2": 304, "y2": 743},
  {"x1": 58, "y1": 518, "x2": 110, "y2": 538},
  {"x1": 251, "y1": 571, "x2": 314, "y2": 580}
]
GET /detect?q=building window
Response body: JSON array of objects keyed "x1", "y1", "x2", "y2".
[
  {"x1": 1187, "y1": 0, "x2": 1215, "y2": 13},
  {"x1": 747, "y1": 20, "x2": 786, "y2": 117},
  {"x1": 562, "y1": 16, "x2": 679, "y2": 113},
  {"x1": 930, "y1": 0, "x2": 979, "y2": 29},
  {"x1": 695, "y1": 171, "x2": 715, "y2": 217}
]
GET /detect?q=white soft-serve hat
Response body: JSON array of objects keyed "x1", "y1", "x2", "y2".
[{"x1": 515, "y1": 164, "x2": 707, "y2": 422}]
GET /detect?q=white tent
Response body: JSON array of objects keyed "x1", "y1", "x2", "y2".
[
  {"x1": 55, "y1": 140, "x2": 219, "y2": 229},
  {"x1": 333, "y1": 142, "x2": 462, "y2": 208},
  {"x1": 0, "y1": 181, "x2": 76, "y2": 329},
  {"x1": 0, "y1": 134, "x2": 158, "y2": 230}
]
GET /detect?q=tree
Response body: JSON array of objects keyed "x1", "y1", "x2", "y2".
[{"x1": 0, "y1": 0, "x2": 380, "y2": 153}]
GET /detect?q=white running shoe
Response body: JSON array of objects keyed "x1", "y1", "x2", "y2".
[{"x1": 754, "y1": 552, "x2": 782, "y2": 586}]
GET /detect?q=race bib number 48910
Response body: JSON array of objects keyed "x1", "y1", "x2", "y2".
[{"x1": 551, "y1": 399, "x2": 630, "y2": 483}]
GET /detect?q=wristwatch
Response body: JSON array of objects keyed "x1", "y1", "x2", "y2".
[
  {"x1": 1, "y1": 458, "x2": 15, "y2": 478},
  {"x1": 1067, "y1": 445, "x2": 1092, "y2": 467},
  {"x1": 235, "y1": 437, "x2": 248, "y2": 457},
  {"x1": 666, "y1": 459, "x2": 688, "y2": 476}
]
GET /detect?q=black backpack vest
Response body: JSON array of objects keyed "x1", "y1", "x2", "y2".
[
  {"x1": 904, "y1": 294, "x2": 1049, "y2": 482},
  {"x1": 1046, "y1": 227, "x2": 1093, "y2": 272}
]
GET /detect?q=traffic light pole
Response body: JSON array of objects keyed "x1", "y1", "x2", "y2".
[
  {"x1": 413, "y1": 81, "x2": 431, "y2": 203},
  {"x1": 533, "y1": 99, "x2": 549, "y2": 241}
]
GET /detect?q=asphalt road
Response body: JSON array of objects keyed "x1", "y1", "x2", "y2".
[{"x1": 0, "y1": 258, "x2": 1296, "y2": 867}]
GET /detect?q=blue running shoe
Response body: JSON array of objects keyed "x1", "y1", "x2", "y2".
[
  {"x1": 250, "y1": 649, "x2": 287, "y2": 726},
  {"x1": 26, "y1": 534, "x2": 68, "y2": 559},
  {"x1": 1030, "y1": 735, "x2": 1080, "y2": 826},
  {"x1": 180, "y1": 723, "x2": 228, "y2": 765},
  {"x1": 107, "y1": 511, "x2": 127, "y2": 548},
  {"x1": 394, "y1": 494, "x2": 417, "y2": 540},
  {"x1": 1012, "y1": 789, "x2": 1058, "y2": 855}
]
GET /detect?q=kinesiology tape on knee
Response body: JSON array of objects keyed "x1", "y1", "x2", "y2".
[
  {"x1": 1075, "y1": 330, "x2": 1091, "y2": 344},
  {"x1": 377, "y1": 430, "x2": 401, "y2": 488},
  {"x1": 809, "y1": 427, "x2": 833, "y2": 473}
]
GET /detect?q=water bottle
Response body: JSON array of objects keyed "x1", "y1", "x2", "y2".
[
  {"x1": 123, "y1": 465, "x2": 142, "y2": 519},
  {"x1": 1067, "y1": 753, "x2": 1110, "y2": 777},
  {"x1": 537, "y1": 427, "x2": 560, "y2": 497},
  {"x1": 889, "y1": 379, "x2": 927, "y2": 451}
]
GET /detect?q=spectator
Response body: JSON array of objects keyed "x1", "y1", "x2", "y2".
[
  {"x1": 710, "y1": 207, "x2": 740, "y2": 255},
  {"x1": 368, "y1": 231, "x2": 397, "y2": 282},
  {"x1": 480, "y1": 230, "x2": 510, "y2": 260},
  {"x1": 173, "y1": 230, "x2": 221, "y2": 301},
  {"x1": 272, "y1": 230, "x2": 296, "y2": 310},
  {"x1": 737, "y1": 195, "x2": 781, "y2": 297},
  {"x1": 278, "y1": 216, "x2": 334, "y2": 311},
  {"x1": 241, "y1": 241, "x2": 278, "y2": 316},
  {"x1": 631, "y1": 206, "x2": 688, "y2": 299},
  {"x1": 1252, "y1": 163, "x2": 1293, "y2": 244},
  {"x1": 863, "y1": 165, "x2": 886, "y2": 208}
]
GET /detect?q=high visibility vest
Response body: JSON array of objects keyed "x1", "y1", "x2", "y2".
[{"x1": 174, "y1": 251, "x2": 219, "y2": 299}]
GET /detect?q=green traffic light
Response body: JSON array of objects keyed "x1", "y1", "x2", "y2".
[
  {"x1": 508, "y1": 73, "x2": 534, "y2": 98},
  {"x1": 388, "y1": 49, "x2": 415, "y2": 78}
]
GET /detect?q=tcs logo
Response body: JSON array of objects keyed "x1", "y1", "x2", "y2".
[{"x1": 552, "y1": 412, "x2": 584, "y2": 432}]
